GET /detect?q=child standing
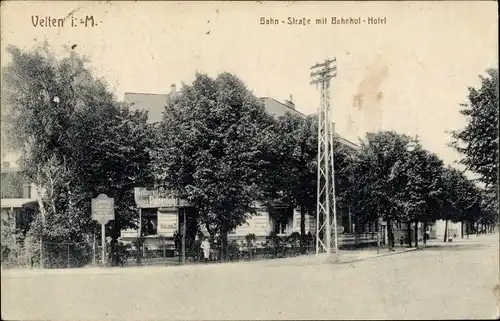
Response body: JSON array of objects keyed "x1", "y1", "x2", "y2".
[{"x1": 201, "y1": 238, "x2": 211, "y2": 263}]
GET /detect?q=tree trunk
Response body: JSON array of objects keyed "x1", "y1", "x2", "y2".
[
  {"x1": 300, "y1": 205, "x2": 306, "y2": 238},
  {"x1": 461, "y1": 221, "x2": 464, "y2": 239},
  {"x1": 181, "y1": 210, "x2": 186, "y2": 264},
  {"x1": 423, "y1": 221, "x2": 428, "y2": 245},
  {"x1": 414, "y1": 221, "x2": 419, "y2": 248},
  {"x1": 376, "y1": 219, "x2": 381, "y2": 252},
  {"x1": 224, "y1": 232, "x2": 229, "y2": 261},
  {"x1": 387, "y1": 219, "x2": 394, "y2": 250},
  {"x1": 443, "y1": 219, "x2": 448, "y2": 242},
  {"x1": 110, "y1": 220, "x2": 121, "y2": 241},
  {"x1": 407, "y1": 221, "x2": 412, "y2": 247},
  {"x1": 219, "y1": 230, "x2": 228, "y2": 262}
]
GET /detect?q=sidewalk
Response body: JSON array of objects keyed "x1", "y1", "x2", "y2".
[
  {"x1": 248, "y1": 245, "x2": 420, "y2": 267},
  {"x1": 3, "y1": 235, "x2": 496, "y2": 277},
  {"x1": 0, "y1": 247, "x2": 416, "y2": 276}
]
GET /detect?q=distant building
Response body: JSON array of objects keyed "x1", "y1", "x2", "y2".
[{"x1": 1, "y1": 151, "x2": 39, "y2": 247}]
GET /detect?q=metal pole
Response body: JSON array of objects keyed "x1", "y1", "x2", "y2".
[
  {"x1": 324, "y1": 81, "x2": 331, "y2": 254},
  {"x1": 330, "y1": 121, "x2": 339, "y2": 261},
  {"x1": 311, "y1": 58, "x2": 337, "y2": 255},
  {"x1": 376, "y1": 219, "x2": 381, "y2": 253},
  {"x1": 139, "y1": 208, "x2": 145, "y2": 258},
  {"x1": 139, "y1": 207, "x2": 142, "y2": 238},
  {"x1": 315, "y1": 79, "x2": 323, "y2": 255},
  {"x1": 163, "y1": 238, "x2": 166, "y2": 261},
  {"x1": 101, "y1": 222, "x2": 106, "y2": 266},
  {"x1": 181, "y1": 209, "x2": 186, "y2": 265},
  {"x1": 93, "y1": 235, "x2": 96, "y2": 266}
]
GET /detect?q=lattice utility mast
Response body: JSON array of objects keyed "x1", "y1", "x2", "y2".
[{"x1": 310, "y1": 58, "x2": 339, "y2": 260}]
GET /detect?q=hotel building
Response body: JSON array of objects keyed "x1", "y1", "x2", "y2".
[{"x1": 120, "y1": 84, "x2": 366, "y2": 247}]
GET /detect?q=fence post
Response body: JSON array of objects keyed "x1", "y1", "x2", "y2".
[
  {"x1": 92, "y1": 235, "x2": 96, "y2": 266},
  {"x1": 163, "y1": 240, "x2": 166, "y2": 261},
  {"x1": 40, "y1": 239, "x2": 44, "y2": 269},
  {"x1": 27, "y1": 244, "x2": 32, "y2": 269}
]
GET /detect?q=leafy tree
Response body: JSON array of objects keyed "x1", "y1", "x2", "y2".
[
  {"x1": 345, "y1": 131, "x2": 415, "y2": 249},
  {"x1": 471, "y1": 187, "x2": 498, "y2": 234},
  {"x1": 451, "y1": 69, "x2": 499, "y2": 191},
  {"x1": 258, "y1": 113, "x2": 299, "y2": 231},
  {"x1": 1, "y1": 43, "x2": 154, "y2": 244},
  {"x1": 439, "y1": 166, "x2": 483, "y2": 242},
  {"x1": 259, "y1": 113, "x2": 319, "y2": 238},
  {"x1": 156, "y1": 72, "x2": 274, "y2": 258},
  {"x1": 331, "y1": 138, "x2": 356, "y2": 234},
  {"x1": 0, "y1": 171, "x2": 27, "y2": 198},
  {"x1": 396, "y1": 143, "x2": 445, "y2": 247}
]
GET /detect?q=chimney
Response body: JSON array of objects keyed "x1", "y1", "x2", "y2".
[
  {"x1": 166, "y1": 83, "x2": 177, "y2": 107},
  {"x1": 285, "y1": 94, "x2": 295, "y2": 109}
]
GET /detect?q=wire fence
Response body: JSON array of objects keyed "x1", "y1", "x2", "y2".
[
  {"x1": 41, "y1": 241, "x2": 94, "y2": 268},
  {"x1": 1, "y1": 232, "x2": 386, "y2": 269}
]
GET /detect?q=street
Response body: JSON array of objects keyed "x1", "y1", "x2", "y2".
[{"x1": 2, "y1": 235, "x2": 499, "y2": 320}]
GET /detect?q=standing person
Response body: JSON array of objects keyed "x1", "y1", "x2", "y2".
[{"x1": 201, "y1": 238, "x2": 211, "y2": 263}]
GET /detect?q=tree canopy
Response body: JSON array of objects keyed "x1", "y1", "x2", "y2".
[
  {"x1": 1, "y1": 43, "x2": 154, "y2": 242},
  {"x1": 451, "y1": 68, "x2": 499, "y2": 190},
  {"x1": 156, "y1": 72, "x2": 274, "y2": 238}
]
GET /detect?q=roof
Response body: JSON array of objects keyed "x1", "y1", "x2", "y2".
[
  {"x1": 335, "y1": 135, "x2": 359, "y2": 151},
  {"x1": 124, "y1": 92, "x2": 307, "y2": 124},
  {"x1": 123, "y1": 92, "x2": 359, "y2": 150},
  {"x1": 259, "y1": 97, "x2": 305, "y2": 118},
  {"x1": 124, "y1": 92, "x2": 169, "y2": 124}
]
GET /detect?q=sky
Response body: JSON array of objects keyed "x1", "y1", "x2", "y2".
[{"x1": 1, "y1": 1, "x2": 498, "y2": 168}]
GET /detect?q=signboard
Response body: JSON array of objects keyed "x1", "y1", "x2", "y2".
[
  {"x1": 91, "y1": 194, "x2": 115, "y2": 224},
  {"x1": 134, "y1": 187, "x2": 189, "y2": 208},
  {"x1": 91, "y1": 193, "x2": 115, "y2": 266},
  {"x1": 158, "y1": 210, "x2": 178, "y2": 236}
]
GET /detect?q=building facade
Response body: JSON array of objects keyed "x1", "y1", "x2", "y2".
[
  {"x1": 121, "y1": 85, "x2": 360, "y2": 248},
  {"x1": 1, "y1": 151, "x2": 40, "y2": 248}
]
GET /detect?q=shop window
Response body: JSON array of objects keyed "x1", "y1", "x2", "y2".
[
  {"x1": 274, "y1": 217, "x2": 288, "y2": 234},
  {"x1": 141, "y1": 208, "x2": 158, "y2": 236},
  {"x1": 271, "y1": 207, "x2": 293, "y2": 235}
]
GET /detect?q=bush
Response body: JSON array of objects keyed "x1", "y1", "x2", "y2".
[
  {"x1": 187, "y1": 239, "x2": 202, "y2": 262},
  {"x1": 1, "y1": 246, "x2": 32, "y2": 268},
  {"x1": 130, "y1": 236, "x2": 147, "y2": 264},
  {"x1": 264, "y1": 232, "x2": 287, "y2": 258},
  {"x1": 108, "y1": 240, "x2": 131, "y2": 267},
  {"x1": 42, "y1": 241, "x2": 93, "y2": 268},
  {"x1": 245, "y1": 233, "x2": 256, "y2": 247},
  {"x1": 226, "y1": 240, "x2": 241, "y2": 261}
]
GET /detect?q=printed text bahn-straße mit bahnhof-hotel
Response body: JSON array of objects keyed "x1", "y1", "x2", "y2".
[{"x1": 260, "y1": 16, "x2": 387, "y2": 25}]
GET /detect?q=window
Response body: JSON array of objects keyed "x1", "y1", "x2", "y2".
[
  {"x1": 271, "y1": 207, "x2": 293, "y2": 235},
  {"x1": 141, "y1": 208, "x2": 158, "y2": 236},
  {"x1": 274, "y1": 217, "x2": 288, "y2": 234},
  {"x1": 22, "y1": 182, "x2": 31, "y2": 199}
]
